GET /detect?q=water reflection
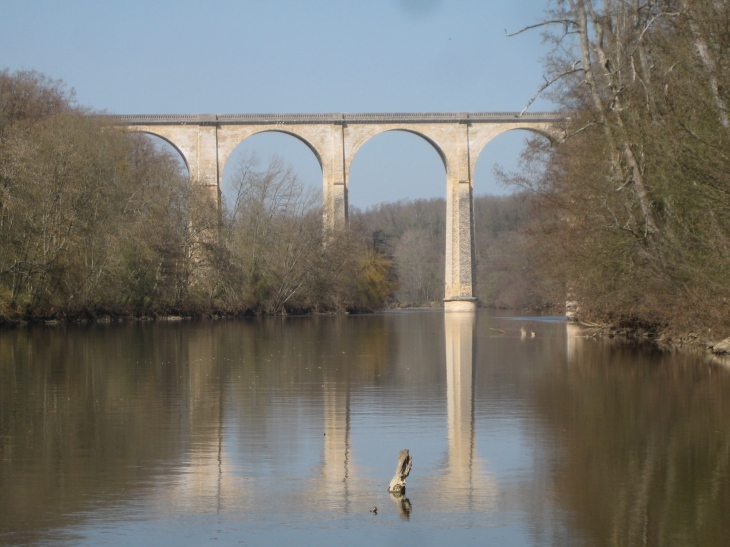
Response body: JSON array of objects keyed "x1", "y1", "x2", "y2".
[
  {"x1": 527, "y1": 322, "x2": 730, "y2": 547},
  {"x1": 320, "y1": 380, "x2": 353, "y2": 508},
  {"x1": 565, "y1": 321, "x2": 584, "y2": 364},
  {"x1": 441, "y1": 312, "x2": 495, "y2": 510},
  {"x1": 1, "y1": 313, "x2": 729, "y2": 546},
  {"x1": 388, "y1": 491, "x2": 412, "y2": 519}
]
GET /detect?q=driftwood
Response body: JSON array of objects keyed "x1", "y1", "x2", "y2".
[{"x1": 387, "y1": 449, "x2": 412, "y2": 495}]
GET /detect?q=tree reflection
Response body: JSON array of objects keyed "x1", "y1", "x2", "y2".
[{"x1": 526, "y1": 324, "x2": 730, "y2": 546}]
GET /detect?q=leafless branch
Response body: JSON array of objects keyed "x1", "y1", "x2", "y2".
[
  {"x1": 637, "y1": 12, "x2": 680, "y2": 45},
  {"x1": 506, "y1": 19, "x2": 578, "y2": 37},
  {"x1": 518, "y1": 60, "x2": 582, "y2": 117},
  {"x1": 561, "y1": 121, "x2": 597, "y2": 141},
  {"x1": 616, "y1": 178, "x2": 634, "y2": 192}
]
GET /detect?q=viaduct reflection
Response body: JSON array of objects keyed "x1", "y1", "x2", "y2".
[
  {"x1": 319, "y1": 380, "x2": 353, "y2": 510},
  {"x1": 149, "y1": 313, "x2": 496, "y2": 515},
  {"x1": 439, "y1": 312, "x2": 495, "y2": 508},
  {"x1": 445, "y1": 312, "x2": 477, "y2": 489},
  {"x1": 309, "y1": 312, "x2": 496, "y2": 515}
]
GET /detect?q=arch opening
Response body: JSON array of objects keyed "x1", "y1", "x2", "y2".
[
  {"x1": 473, "y1": 128, "x2": 551, "y2": 197},
  {"x1": 348, "y1": 129, "x2": 447, "y2": 211},
  {"x1": 228, "y1": 129, "x2": 324, "y2": 172},
  {"x1": 135, "y1": 132, "x2": 190, "y2": 178},
  {"x1": 471, "y1": 128, "x2": 553, "y2": 310},
  {"x1": 348, "y1": 129, "x2": 448, "y2": 308},
  {"x1": 221, "y1": 131, "x2": 323, "y2": 220}
]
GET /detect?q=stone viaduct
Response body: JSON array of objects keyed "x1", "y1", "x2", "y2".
[{"x1": 108, "y1": 112, "x2": 565, "y2": 311}]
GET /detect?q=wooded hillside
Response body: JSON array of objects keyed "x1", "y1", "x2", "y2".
[{"x1": 352, "y1": 193, "x2": 555, "y2": 310}]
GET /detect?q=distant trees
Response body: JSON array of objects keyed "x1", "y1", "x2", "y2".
[
  {"x1": 0, "y1": 69, "x2": 395, "y2": 322},
  {"x1": 352, "y1": 194, "x2": 554, "y2": 309},
  {"x1": 501, "y1": 0, "x2": 730, "y2": 336},
  {"x1": 352, "y1": 199, "x2": 444, "y2": 306},
  {"x1": 473, "y1": 192, "x2": 556, "y2": 308}
]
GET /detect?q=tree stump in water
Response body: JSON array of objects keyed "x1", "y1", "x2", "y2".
[{"x1": 387, "y1": 449, "x2": 412, "y2": 495}]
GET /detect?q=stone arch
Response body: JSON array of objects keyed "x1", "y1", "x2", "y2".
[
  {"x1": 217, "y1": 125, "x2": 332, "y2": 190},
  {"x1": 134, "y1": 130, "x2": 191, "y2": 175},
  {"x1": 220, "y1": 128, "x2": 324, "y2": 179},
  {"x1": 217, "y1": 123, "x2": 343, "y2": 229},
  {"x1": 120, "y1": 124, "x2": 223, "y2": 194},
  {"x1": 345, "y1": 129, "x2": 449, "y2": 208},
  {"x1": 467, "y1": 122, "x2": 558, "y2": 185},
  {"x1": 344, "y1": 125, "x2": 451, "y2": 187},
  {"x1": 219, "y1": 130, "x2": 325, "y2": 213}
]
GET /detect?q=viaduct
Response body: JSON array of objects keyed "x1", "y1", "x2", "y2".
[{"x1": 109, "y1": 112, "x2": 566, "y2": 312}]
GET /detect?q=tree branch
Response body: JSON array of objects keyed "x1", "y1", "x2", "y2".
[
  {"x1": 506, "y1": 19, "x2": 578, "y2": 37},
  {"x1": 518, "y1": 60, "x2": 582, "y2": 117}
]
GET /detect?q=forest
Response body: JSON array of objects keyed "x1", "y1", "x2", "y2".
[{"x1": 352, "y1": 193, "x2": 552, "y2": 310}]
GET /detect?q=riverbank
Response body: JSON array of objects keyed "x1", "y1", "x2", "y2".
[
  {"x1": 6, "y1": 304, "x2": 728, "y2": 367},
  {"x1": 569, "y1": 318, "x2": 730, "y2": 363},
  {"x1": 0, "y1": 304, "x2": 371, "y2": 328}
]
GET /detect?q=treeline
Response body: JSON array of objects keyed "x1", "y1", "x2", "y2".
[
  {"x1": 503, "y1": 0, "x2": 730, "y2": 338},
  {"x1": 0, "y1": 70, "x2": 394, "y2": 322},
  {"x1": 351, "y1": 192, "x2": 554, "y2": 309}
]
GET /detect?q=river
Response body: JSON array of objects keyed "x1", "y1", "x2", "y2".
[{"x1": 1, "y1": 310, "x2": 728, "y2": 546}]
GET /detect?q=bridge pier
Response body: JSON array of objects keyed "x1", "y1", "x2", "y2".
[
  {"x1": 444, "y1": 123, "x2": 477, "y2": 312},
  {"x1": 326, "y1": 181, "x2": 348, "y2": 230},
  {"x1": 323, "y1": 123, "x2": 348, "y2": 233}
]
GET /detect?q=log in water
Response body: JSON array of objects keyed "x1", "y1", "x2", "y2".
[{"x1": 387, "y1": 449, "x2": 412, "y2": 494}]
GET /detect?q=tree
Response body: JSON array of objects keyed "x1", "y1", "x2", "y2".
[
  {"x1": 217, "y1": 153, "x2": 322, "y2": 313},
  {"x1": 505, "y1": 0, "x2": 730, "y2": 336},
  {"x1": 0, "y1": 70, "x2": 199, "y2": 319}
]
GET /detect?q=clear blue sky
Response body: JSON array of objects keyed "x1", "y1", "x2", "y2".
[{"x1": 1, "y1": 0, "x2": 555, "y2": 208}]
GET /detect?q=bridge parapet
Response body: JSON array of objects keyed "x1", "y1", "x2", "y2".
[{"x1": 103, "y1": 112, "x2": 568, "y2": 126}]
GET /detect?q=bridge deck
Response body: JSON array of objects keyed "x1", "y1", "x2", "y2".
[{"x1": 104, "y1": 112, "x2": 567, "y2": 125}]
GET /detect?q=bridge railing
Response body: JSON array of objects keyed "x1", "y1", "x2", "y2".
[{"x1": 97, "y1": 112, "x2": 569, "y2": 125}]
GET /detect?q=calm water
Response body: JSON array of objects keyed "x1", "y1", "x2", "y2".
[{"x1": 1, "y1": 310, "x2": 728, "y2": 546}]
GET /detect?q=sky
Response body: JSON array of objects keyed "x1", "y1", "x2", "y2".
[{"x1": 1, "y1": 0, "x2": 556, "y2": 208}]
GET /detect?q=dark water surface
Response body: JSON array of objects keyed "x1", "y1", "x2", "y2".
[{"x1": 1, "y1": 310, "x2": 728, "y2": 546}]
